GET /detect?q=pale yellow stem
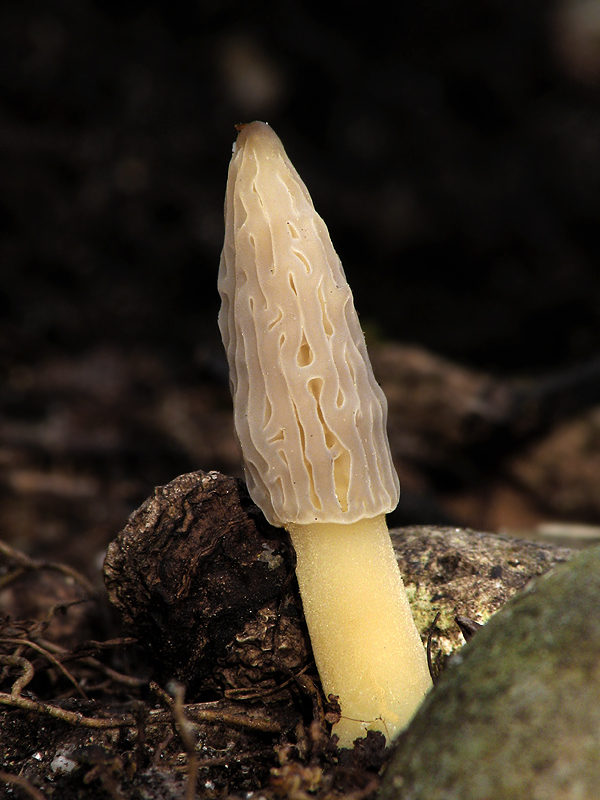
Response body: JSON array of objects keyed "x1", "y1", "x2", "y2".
[{"x1": 288, "y1": 514, "x2": 431, "y2": 748}]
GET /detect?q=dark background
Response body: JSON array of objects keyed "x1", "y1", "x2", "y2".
[
  {"x1": 2, "y1": 0, "x2": 600, "y2": 567},
  {"x1": 4, "y1": 0, "x2": 600, "y2": 371}
]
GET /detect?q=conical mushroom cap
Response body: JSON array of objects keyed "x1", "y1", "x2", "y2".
[{"x1": 218, "y1": 121, "x2": 399, "y2": 527}]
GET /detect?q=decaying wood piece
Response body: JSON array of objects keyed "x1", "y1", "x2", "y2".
[{"x1": 103, "y1": 470, "x2": 311, "y2": 696}]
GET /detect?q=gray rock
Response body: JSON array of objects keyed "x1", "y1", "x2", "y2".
[
  {"x1": 391, "y1": 526, "x2": 574, "y2": 662},
  {"x1": 380, "y1": 544, "x2": 600, "y2": 800}
]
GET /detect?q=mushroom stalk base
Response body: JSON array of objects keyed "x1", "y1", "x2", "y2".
[{"x1": 287, "y1": 514, "x2": 431, "y2": 748}]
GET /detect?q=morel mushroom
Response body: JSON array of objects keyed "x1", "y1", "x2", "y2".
[{"x1": 218, "y1": 121, "x2": 431, "y2": 747}]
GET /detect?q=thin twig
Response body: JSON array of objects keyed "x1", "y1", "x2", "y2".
[
  {"x1": 455, "y1": 615, "x2": 483, "y2": 642},
  {"x1": 152, "y1": 730, "x2": 175, "y2": 766},
  {"x1": 0, "y1": 691, "x2": 136, "y2": 728},
  {"x1": 1, "y1": 637, "x2": 88, "y2": 699},
  {"x1": 170, "y1": 704, "x2": 284, "y2": 733},
  {"x1": 150, "y1": 683, "x2": 285, "y2": 731},
  {"x1": 80, "y1": 659, "x2": 146, "y2": 689},
  {"x1": 223, "y1": 667, "x2": 304, "y2": 701},
  {"x1": 39, "y1": 638, "x2": 146, "y2": 689},
  {"x1": 0, "y1": 654, "x2": 35, "y2": 699},
  {"x1": 0, "y1": 567, "x2": 26, "y2": 591},
  {"x1": 0, "y1": 687, "x2": 285, "y2": 734},
  {"x1": 427, "y1": 611, "x2": 441, "y2": 682},
  {"x1": 150, "y1": 680, "x2": 174, "y2": 708},
  {"x1": 0, "y1": 539, "x2": 95, "y2": 596},
  {"x1": 69, "y1": 638, "x2": 139, "y2": 654},
  {"x1": 1, "y1": 670, "x2": 283, "y2": 735},
  {"x1": 0, "y1": 771, "x2": 49, "y2": 800},
  {"x1": 170, "y1": 682, "x2": 198, "y2": 800}
]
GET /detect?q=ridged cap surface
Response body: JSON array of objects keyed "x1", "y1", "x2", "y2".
[{"x1": 218, "y1": 121, "x2": 399, "y2": 526}]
